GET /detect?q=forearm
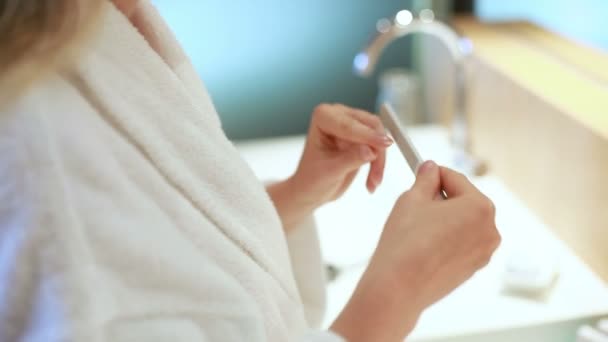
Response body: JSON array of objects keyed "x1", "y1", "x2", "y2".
[
  {"x1": 330, "y1": 268, "x2": 422, "y2": 342},
  {"x1": 266, "y1": 177, "x2": 319, "y2": 232}
]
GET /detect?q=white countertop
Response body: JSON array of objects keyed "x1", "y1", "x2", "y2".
[{"x1": 236, "y1": 126, "x2": 608, "y2": 341}]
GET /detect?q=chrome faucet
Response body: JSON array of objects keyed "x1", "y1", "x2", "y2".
[{"x1": 354, "y1": 10, "x2": 483, "y2": 175}]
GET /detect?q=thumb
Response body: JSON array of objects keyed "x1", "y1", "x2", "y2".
[{"x1": 411, "y1": 160, "x2": 441, "y2": 200}]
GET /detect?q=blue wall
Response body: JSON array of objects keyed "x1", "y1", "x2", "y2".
[
  {"x1": 476, "y1": 0, "x2": 608, "y2": 51},
  {"x1": 153, "y1": 1, "x2": 414, "y2": 140}
]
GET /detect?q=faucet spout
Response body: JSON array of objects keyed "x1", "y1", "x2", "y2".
[
  {"x1": 355, "y1": 13, "x2": 479, "y2": 172},
  {"x1": 354, "y1": 19, "x2": 468, "y2": 77}
]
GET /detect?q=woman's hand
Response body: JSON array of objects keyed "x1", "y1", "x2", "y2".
[
  {"x1": 267, "y1": 103, "x2": 392, "y2": 229},
  {"x1": 294, "y1": 103, "x2": 393, "y2": 199},
  {"x1": 331, "y1": 161, "x2": 501, "y2": 342}
]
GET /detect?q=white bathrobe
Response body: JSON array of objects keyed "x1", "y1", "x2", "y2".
[{"x1": 0, "y1": 2, "x2": 343, "y2": 341}]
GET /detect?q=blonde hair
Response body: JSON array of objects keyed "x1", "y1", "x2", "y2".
[{"x1": 0, "y1": 0, "x2": 105, "y2": 106}]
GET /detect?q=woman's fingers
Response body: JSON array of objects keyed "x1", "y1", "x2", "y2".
[
  {"x1": 411, "y1": 161, "x2": 442, "y2": 200},
  {"x1": 367, "y1": 149, "x2": 385, "y2": 192},
  {"x1": 336, "y1": 105, "x2": 389, "y2": 193},
  {"x1": 346, "y1": 107, "x2": 385, "y2": 131},
  {"x1": 312, "y1": 104, "x2": 391, "y2": 193},
  {"x1": 326, "y1": 144, "x2": 377, "y2": 178},
  {"x1": 313, "y1": 104, "x2": 392, "y2": 148},
  {"x1": 341, "y1": 106, "x2": 388, "y2": 193},
  {"x1": 439, "y1": 166, "x2": 477, "y2": 198}
]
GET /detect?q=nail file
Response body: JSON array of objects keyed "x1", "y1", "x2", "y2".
[
  {"x1": 379, "y1": 103, "x2": 447, "y2": 199},
  {"x1": 379, "y1": 103, "x2": 423, "y2": 173}
]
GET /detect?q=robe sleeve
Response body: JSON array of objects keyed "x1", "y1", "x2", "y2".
[{"x1": 285, "y1": 215, "x2": 328, "y2": 329}]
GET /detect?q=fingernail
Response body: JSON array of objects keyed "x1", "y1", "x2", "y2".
[
  {"x1": 374, "y1": 134, "x2": 394, "y2": 147},
  {"x1": 374, "y1": 173, "x2": 383, "y2": 186},
  {"x1": 370, "y1": 182, "x2": 379, "y2": 194},
  {"x1": 417, "y1": 160, "x2": 437, "y2": 174},
  {"x1": 360, "y1": 146, "x2": 376, "y2": 161}
]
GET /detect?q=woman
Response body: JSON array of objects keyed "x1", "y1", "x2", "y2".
[{"x1": 0, "y1": 1, "x2": 500, "y2": 341}]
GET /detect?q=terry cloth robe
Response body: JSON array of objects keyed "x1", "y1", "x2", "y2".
[{"x1": 0, "y1": 2, "x2": 344, "y2": 341}]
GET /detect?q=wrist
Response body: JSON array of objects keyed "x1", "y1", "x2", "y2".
[
  {"x1": 287, "y1": 172, "x2": 325, "y2": 211},
  {"x1": 331, "y1": 268, "x2": 422, "y2": 342},
  {"x1": 267, "y1": 177, "x2": 318, "y2": 231}
]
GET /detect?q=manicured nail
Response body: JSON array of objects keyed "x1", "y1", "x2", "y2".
[
  {"x1": 417, "y1": 160, "x2": 437, "y2": 174},
  {"x1": 360, "y1": 146, "x2": 376, "y2": 161},
  {"x1": 374, "y1": 173, "x2": 383, "y2": 187},
  {"x1": 369, "y1": 173, "x2": 382, "y2": 194},
  {"x1": 371, "y1": 171, "x2": 384, "y2": 187},
  {"x1": 374, "y1": 134, "x2": 394, "y2": 147}
]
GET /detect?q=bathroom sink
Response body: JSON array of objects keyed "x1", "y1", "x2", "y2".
[{"x1": 236, "y1": 126, "x2": 608, "y2": 341}]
